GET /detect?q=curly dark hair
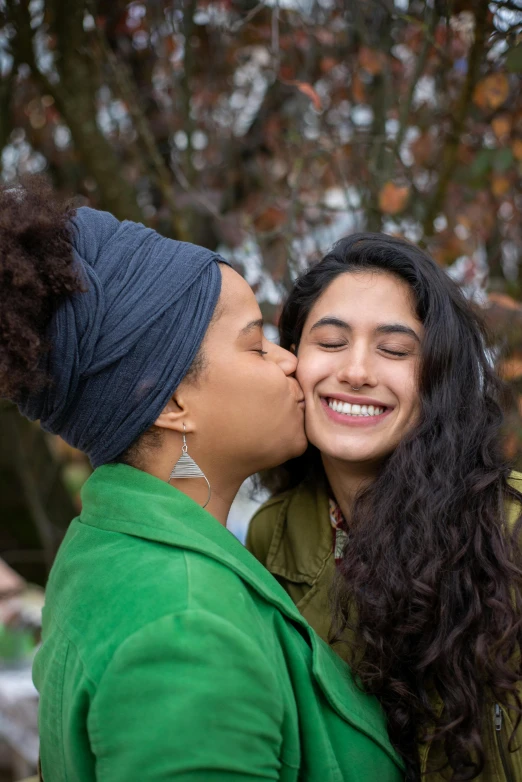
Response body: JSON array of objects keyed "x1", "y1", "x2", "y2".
[
  {"x1": 262, "y1": 234, "x2": 522, "y2": 781},
  {"x1": 0, "y1": 177, "x2": 81, "y2": 399}
]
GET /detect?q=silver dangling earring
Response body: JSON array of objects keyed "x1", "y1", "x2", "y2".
[{"x1": 169, "y1": 424, "x2": 211, "y2": 508}]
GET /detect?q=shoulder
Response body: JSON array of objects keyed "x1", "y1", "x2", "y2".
[
  {"x1": 246, "y1": 488, "x2": 296, "y2": 565},
  {"x1": 508, "y1": 470, "x2": 522, "y2": 491}
]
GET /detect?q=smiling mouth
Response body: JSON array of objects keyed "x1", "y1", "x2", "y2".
[{"x1": 325, "y1": 397, "x2": 388, "y2": 418}]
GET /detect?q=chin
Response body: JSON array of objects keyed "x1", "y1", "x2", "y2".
[
  {"x1": 293, "y1": 435, "x2": 308, "y2": 458},
  {"x1": 320, "y1": 443, "x2": 386, "y2": 464}
]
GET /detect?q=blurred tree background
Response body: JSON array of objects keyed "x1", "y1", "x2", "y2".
[{"x1": 1, "y1": 0, "x2": 522, "y2": 583}]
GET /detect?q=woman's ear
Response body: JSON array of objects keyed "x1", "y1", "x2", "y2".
[{"x1": 154, "y1": 394, "x2": 194, "y2": 433}]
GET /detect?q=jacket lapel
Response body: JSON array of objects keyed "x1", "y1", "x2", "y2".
[{"x1": 265, "y1": 481, "x2": 333, "y2": 585}]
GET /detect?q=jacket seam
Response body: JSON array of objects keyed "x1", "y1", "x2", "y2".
[
  {"x1": 47, "y1": 614, "x2": 98, "y2": 692},
  {"x1": 265, "y1": 494, "x2": 291, "y2": 571},
  {"x1": 265, "y1": 495, "x2": 333, "y2": 584},
  {"x1": 59, "y1": 639, "x2": 70, "y2": 781}
]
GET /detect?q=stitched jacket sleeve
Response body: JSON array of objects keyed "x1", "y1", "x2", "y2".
[{"x1": 89, "y1": 609, "x2": 285, "y2": 781}]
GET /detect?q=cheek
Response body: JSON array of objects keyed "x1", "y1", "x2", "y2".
[
  {"x1": 296, "y1": 352, "x2": 331, "y2": 393},
  {"x1": 391, "y1": 365, "x2": 419, "y2": 415},
  {"x1": 242, "y1": 361, "x2": 289, "y2": 405}
]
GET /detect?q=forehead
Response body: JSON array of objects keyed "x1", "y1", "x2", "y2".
[
  {"x1": 305, "y1": 270, "x2": 419, "y2": 325},
  {"x1": 212, "y1": 264, "x2": 261, "y2": 327}
]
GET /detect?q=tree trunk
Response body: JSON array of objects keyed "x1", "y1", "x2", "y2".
[{"x1": 0, "y1": 404, "x2": 77, "y2": 586}]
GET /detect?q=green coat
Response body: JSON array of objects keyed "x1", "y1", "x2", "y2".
[
  {"x1": 33, "y1": 464, "x2": 404, "y2": 782},
  {"x1": 246, "y1": 473, "x2": 522, "y2": 782}
]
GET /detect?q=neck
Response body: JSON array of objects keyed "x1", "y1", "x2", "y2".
[
  {"x1": 145, "y1": 458, "x2": 242, "y2": 526},
  {"x1": 321, "y1": 454, "x2": 380, "y2": 522},
  {"x1": 173, "y1": 476, "x2": 241, "y2": 526}
]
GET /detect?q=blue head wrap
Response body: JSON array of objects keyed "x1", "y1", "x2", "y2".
[{"x1": 17, "y1": 207, "x2": 229, "y2": 467}]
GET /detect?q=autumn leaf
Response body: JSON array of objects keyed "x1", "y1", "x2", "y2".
[
  {"x1": 489, "y1": 292, "x2": 522, "y2": 311},
  {"x1": 491, "y1": 173, "x2": 511, "y2": 197},
  {"x1": 352, "y1": 73, "x2": 366, "y2": 103},
  {"x1": 253, "y1": 206, "x2": 287, "y2": 232},
  {"x1": 473, "y1": 73, "x2": 510, "y2": 111},
  {"x1": 501, "y1": 357, "x2": 522, "y2": 380},
  {"x1": 504, "y1": 431, "x2": 518, "y2": 460},
  {"x1": 492, "y1": 114, "x2": 512, "y2": 140},
  {"x1": 320, "y1": 57, "x2": 337, "y2": 74},
  {"x1": 284, "y1": 80, "x2": 322, "y2": 111},
  {"x1": 512, "y1": 139, "x2": 522, "y2": 161},
  {"x1": 358, "y1": 46, "x2": 386, "y2": 76},
  {"x1": 378, "y1": 182, "x2": 410, "y2": 214},
  {"x1": 411, "y1": 132, "x2": 435, "y2": 166}
]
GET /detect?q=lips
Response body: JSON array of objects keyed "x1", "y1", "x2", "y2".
[
  {"x1": 320, "y1": 396, "x2": 393, "y2": 427},
  {"x1": 323, "y1": 393, "x2": 391, "y2": 408}
]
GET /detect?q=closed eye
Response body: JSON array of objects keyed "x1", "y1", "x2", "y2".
[
  {"x1": 380, "y1": 348, "x2": 410, "y2": 357},
  {"x1": 318, "y1": 342, "x2": 347, "y2": 349}
]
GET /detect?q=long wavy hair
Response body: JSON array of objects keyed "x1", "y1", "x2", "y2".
[{"x1": 263, "y1": 234, "x2": 522, "y2": 781}]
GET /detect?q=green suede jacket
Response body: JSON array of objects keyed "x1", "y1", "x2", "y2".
[
  {"x1": 33, "y1": 464, "x2": 404, "y2": 782},
  {"x1": 246, "y1": 472, "x2": 522, "y2": 782}
]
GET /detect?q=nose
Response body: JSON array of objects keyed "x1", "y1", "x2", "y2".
[
  {"x1": 266, "y1": 342, "x2": 298, "y2": 377},
  {"x1": 336, "y1": 344, "x2": 375, "y2": 389}
]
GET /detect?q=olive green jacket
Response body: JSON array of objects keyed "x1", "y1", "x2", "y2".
[
  {"x1": 246, "y1": 472, "x2": 522, "y2": 782},
  {"x1": 33, "y1": 464, "x2": 404, "y2": 782}
]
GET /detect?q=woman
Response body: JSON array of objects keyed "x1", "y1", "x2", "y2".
[
  {"x1": 0, "y1": 186, "x2": 404, "y2": 781},
  {"x1": 248, "y1": 234, "x2": 522, "y2": 781}
]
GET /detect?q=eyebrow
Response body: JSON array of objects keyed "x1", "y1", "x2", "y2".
[
  {"x1": 238, "y1": 318, "x2": 264, "y2": 338},
  {"x1": 309, "y1": 316, "x2": 420, "y2": 342}
]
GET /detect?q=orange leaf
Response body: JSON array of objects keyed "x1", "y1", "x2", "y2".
[
  {"x1": 253, "y1": 206, "x2": 287, "y2": 232},
  {"x1": 491, "y1": 173, "x2": 511, "y2": 197},
  {"x1": 512, "y1": 139, "x2": 522, "y2": 161},
  {"x1": 504, "y1": 431, "x2": 518, "y2": 460},
  {"x1": 320, "y1": 57, "x2": 337, "y2": 74},
  {"x1": 378, "y1": 182, "x2": 410, "y2": 215},
  {"x1": 358, "y1": 46, "x2": 385, "y2": 76},
  {"x1": 352, "y1": 73, "x2": 366, "y2": 103},
  {"x1": 410, "y1": 132, "x2": 435, "y2": 166},
  {"x1": 492, "y1": 114, "x2": 512, "y2": 139},
  {"x1": 489, "y1": 292, "x2": 521, "y2": 311},
  {"x1": 286, "y1": 80, "x2": 322, "y2": 111},
  {"x1": 501, "y1": 357, "x2": 522, "y2": 380},
  {"x1": 473, "y1": 73, "x2": 510, "y2": 111}
]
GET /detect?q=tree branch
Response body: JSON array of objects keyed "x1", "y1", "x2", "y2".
[
  {"x1": 393, "y1": 3, "x2": 438, "y2": 157},
  {"x1": 422, "y1": 2, "x2": 490, "y2": 237},
  {"x1": 90, "y1": 19, "x2": 190, "y2": 240}
]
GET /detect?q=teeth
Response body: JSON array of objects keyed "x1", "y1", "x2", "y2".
[{"x1": 327, "y1": 399, "x2": 385, "y2": 417}]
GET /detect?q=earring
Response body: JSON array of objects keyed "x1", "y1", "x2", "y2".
[{"x1": 169, "y1": 424, "x2": 211, "y2": 508}]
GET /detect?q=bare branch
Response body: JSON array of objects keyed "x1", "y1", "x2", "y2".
[
  {"x1": 393, "y1": 4, "x2": 438, "y2": 157},
  {"x1": 90, "y1": 19, "x2": 190, "y2": 239},
  {"x1": 423, "y1": 3, "x2": 490, "y2": 237}
]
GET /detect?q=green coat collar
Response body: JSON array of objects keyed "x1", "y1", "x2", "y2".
[
  {"x1": 81, "y1": 464, "x2": 301, "y2": 619},
  {"x1": 79, "y1": 464, "x2": 403, "y2": 768}
]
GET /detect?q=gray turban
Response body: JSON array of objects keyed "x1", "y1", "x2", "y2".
[{"x1": 17, "y1": 207, "x2": 229, "y2": 467}]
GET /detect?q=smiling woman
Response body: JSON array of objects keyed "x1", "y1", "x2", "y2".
[
  {"x1": 297, "y1": 272, "x2": 422, "y2": 472},
  {"x1": 248, "y1": 233, "x2": 522, "y2": 782}
]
